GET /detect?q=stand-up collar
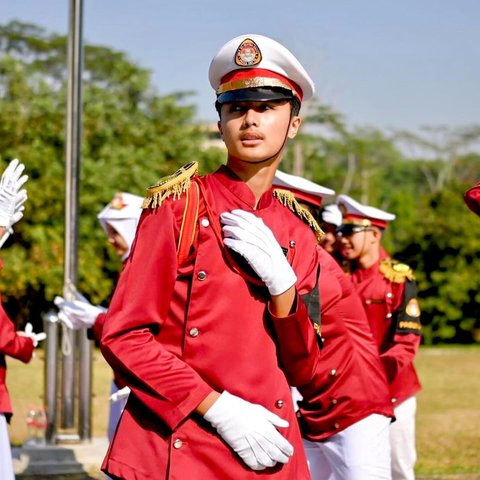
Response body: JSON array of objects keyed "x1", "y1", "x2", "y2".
[{"x1": 212, "y1": 165, "x2": 275, "y2": 210}]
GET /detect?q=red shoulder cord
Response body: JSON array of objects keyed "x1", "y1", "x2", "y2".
[{"x1": 177, "y1": 176, "x2": 264, "y2": 287}]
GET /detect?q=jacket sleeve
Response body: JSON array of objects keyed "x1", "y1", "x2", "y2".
[
  {"x1": 100, "y1": 203, "x2": 212, "y2": 432},
  {"x1": 88, "y1": 312, "x2": 106, "y2": 343},
  {"x1": 268, "y1": 246, "x2": 321, "y2": 388},
  {"x1": 0, "y1": 300, "x2": 34, "y2": 363},
  {"x1": 380, "y1": 280, "x2": 422, "y2": 382},
  {"x1": 269, "y1": 293, "x2": 320, "y2": 387}
]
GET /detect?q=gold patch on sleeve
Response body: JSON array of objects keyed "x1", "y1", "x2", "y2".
[{"x1": 405, "y1": 298, "x2": 421, "y2": 317}]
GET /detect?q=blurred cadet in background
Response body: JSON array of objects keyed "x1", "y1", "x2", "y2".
[
  {"x1": 337, "y1": 194, "x2": 422, "y2": 480},
  {"x1": 319, "y1": 204, "x2": 342, "y2": 259},
  {"x1": 0, "y1": 159, "x2": 46, "y2": 480},
  {"x1": 273, "y1": 172, "x2": 394, "y2": 479},
  {"x1": 54, "y1": 192, "x2": 143, "y2": 441}
]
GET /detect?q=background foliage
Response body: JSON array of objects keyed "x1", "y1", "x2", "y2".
[{"x1": 1, "y1": 21, "x2": 479, "y2": 344}]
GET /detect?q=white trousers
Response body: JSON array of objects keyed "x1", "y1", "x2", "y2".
[
  {"x1": 390, "y1": 396, "x2": 417, "y2": 480},
  {"x1": 304, "y1": 413, "x2": 392, "y2": 480},
  {"x1": 0, "y1": 413, "x2": 15, "y2": 480}
]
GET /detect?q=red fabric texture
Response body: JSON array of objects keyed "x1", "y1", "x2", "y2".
[
  {"x1": 0, "y1": 296, "x2": 34, "y2": 419},
  {"x1": 289, "y1": 248, "x2": 393, "y2": 441},
  {"x1": 464, "y1": 182, "x2": 480, "y2": 216}
]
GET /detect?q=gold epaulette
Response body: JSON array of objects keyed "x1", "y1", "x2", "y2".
[
  {"x1": 273, "y1": 189, "x2": 325, "y2": 242},
  {"x1": 379, "y1": 258, "x2": 415, "y2": 283},
  {"x1": 142, "y1": 161, "x2": 199, "y2": 209}
]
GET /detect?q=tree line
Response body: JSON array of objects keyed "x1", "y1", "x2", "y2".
[{"x1": 1, "y1": 21, "x2": 479, "y2": 344}]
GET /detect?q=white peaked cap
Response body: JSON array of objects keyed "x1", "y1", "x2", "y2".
[
  {"x1": 273, "y1": 170, "x2": 334, "y2": 207},
  {"x1": 321, "y1": 204, "x2": 342, "y2": 227},
  {"x1": 209, "y1": 34, "x2": 315, "y2": 102},
  {"x1": 336, "y1": 194, "x2": 396, "y2": 229},
  {"x1": 97, "y1": 192, "x2": 144, "y2": 261}
]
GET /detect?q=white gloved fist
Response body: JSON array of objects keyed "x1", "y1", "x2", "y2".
[
  {"x1": 0, "y1": 159, "x2": 28, "y2": 228},
  {"x1": 203, "y1": 391, "x2": 293, "y2": 471},
  {"x1": 220, "y1": 209, "x2": 297, "y2": 295},
  {"x1": 110, "y1": 386, "x2": 131, "y2": 404},
  {"x1": 54, "y1": 295, "x2": 106, "y2": 329},
  {"x1": 18, "y1": 322, "x2": 47, "y2": 347}
]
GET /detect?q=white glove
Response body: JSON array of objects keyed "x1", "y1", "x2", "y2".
[
  {"x1": 0, "y1": 159, "x2": 28, "y2": 228},
  {"x1": 321, "y1": 204, "x2": 342, "y2": 227},
  {"x1": 17, "y1": 322, "x2": 47, "y2": 347},
  {"x1": 220, "y1": 209, "x2": 297, "y2": 295},
  {"x1": 110, "y1": 386, "x2": 131, "y2": 404},
  {"x1": 203, "y1": 391, "x2": 293, "y2": 471},
  {"x1": 54, "y1": 295, "x2": 106, "y2": 329},
  {"x1": 11, "y1": 190, "x2": 27, "y2": 226},
  {"x1": 0, "y1": 193, "x2": 28, "y2": 249}
]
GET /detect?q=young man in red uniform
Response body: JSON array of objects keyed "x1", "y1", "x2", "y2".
[
  {"x1": 336, "y1": 194, "x2": 422, "y2": 480},
  {"x1": 272, "y1": 172, "x2": 394, "y2": 479},
  {"x1": 99, "y1": 34, "x2": 323, "y2": 479},
  {"x1": 0, "y1": 159, "x2": 46, "y2": 479}
]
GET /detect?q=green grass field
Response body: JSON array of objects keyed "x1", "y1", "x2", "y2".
[{"x1": 6, "y1": 345, "x2": 480, "y2": 477}]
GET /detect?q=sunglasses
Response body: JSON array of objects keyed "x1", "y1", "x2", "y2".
[{"x1": 336, "y1": 224, "x2": 373, "y2": 237}]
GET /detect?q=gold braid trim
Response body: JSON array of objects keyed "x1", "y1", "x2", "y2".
[
  {"x1": 142, "y1": 162, "x2": 199, "y2": 209},
  {"x1": 379, "y1": 258, "x2": 415, "y2": 283},
  {"x1": 273, "y1": 189, "x2": 325, "y2": 242}
]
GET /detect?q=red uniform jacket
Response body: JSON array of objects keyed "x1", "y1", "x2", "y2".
[
  {"x1": 100, "y1": 166, "x2": 321, "y2": 480},
  {"x1": 279, "y1": 248, "x2": 394, "y2": 441},
  {"x1": 0, "y1": 296, "x2": 34, "y2": 421},
  {"x1": 90, "y1": 312, "x2": 105, "y2": 345},
  {"x1": 349, "y1": 258, "x2": 422, "y2": 405}
]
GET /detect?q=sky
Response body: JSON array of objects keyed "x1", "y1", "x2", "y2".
[{"x1": 3, "y1": 0, "x2": 480, "y2": 131}]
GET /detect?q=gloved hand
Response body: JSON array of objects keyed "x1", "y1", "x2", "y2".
[
  {"x1": 11, "y1": 189, "x2": 28, "y2": 227},
  {"x1": 0, "y1": 191, "x2": 28, "y2": 249},
  {"x1": 110, "y1": 386, "x2": 131, "y2": 404},
  {"x1": 220, "y1": 209, "x2": 297, "y2": 295},
  {"x1": 0, "y1": 159, "x2": 28, "y2": 228},
  {"x1": 17, "y1": 322, "x2": 47, "y2": 347},
  {"x1": 203, "y1": 391, "x2": 293, "y2": 471},
  {"x1": 54, "y1": 295, "x2": 107, "y2": 329}
]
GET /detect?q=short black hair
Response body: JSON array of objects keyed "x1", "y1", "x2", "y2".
[{"x1": 291, "y1": 97, "x2": 301, "y2": 117}]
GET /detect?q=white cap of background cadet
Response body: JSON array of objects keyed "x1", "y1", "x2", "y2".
[
  {"x1": 97, "y1": 192, "x2": 144, "y2": 261},
  {"x1": 273, "y1": 170, "x2": 334, "y2": 207},
  {"x1": 336, "y1": 194, "x2": 396, "y2": 229}
]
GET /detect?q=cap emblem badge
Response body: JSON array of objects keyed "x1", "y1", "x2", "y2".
[{"x1": 235, "y1": 38, "x2": 262, "y2": 66}]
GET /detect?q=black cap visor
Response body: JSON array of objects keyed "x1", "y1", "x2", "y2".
[{"x1": 217, "y1": 86, "x2": 294, "y2": 104}]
